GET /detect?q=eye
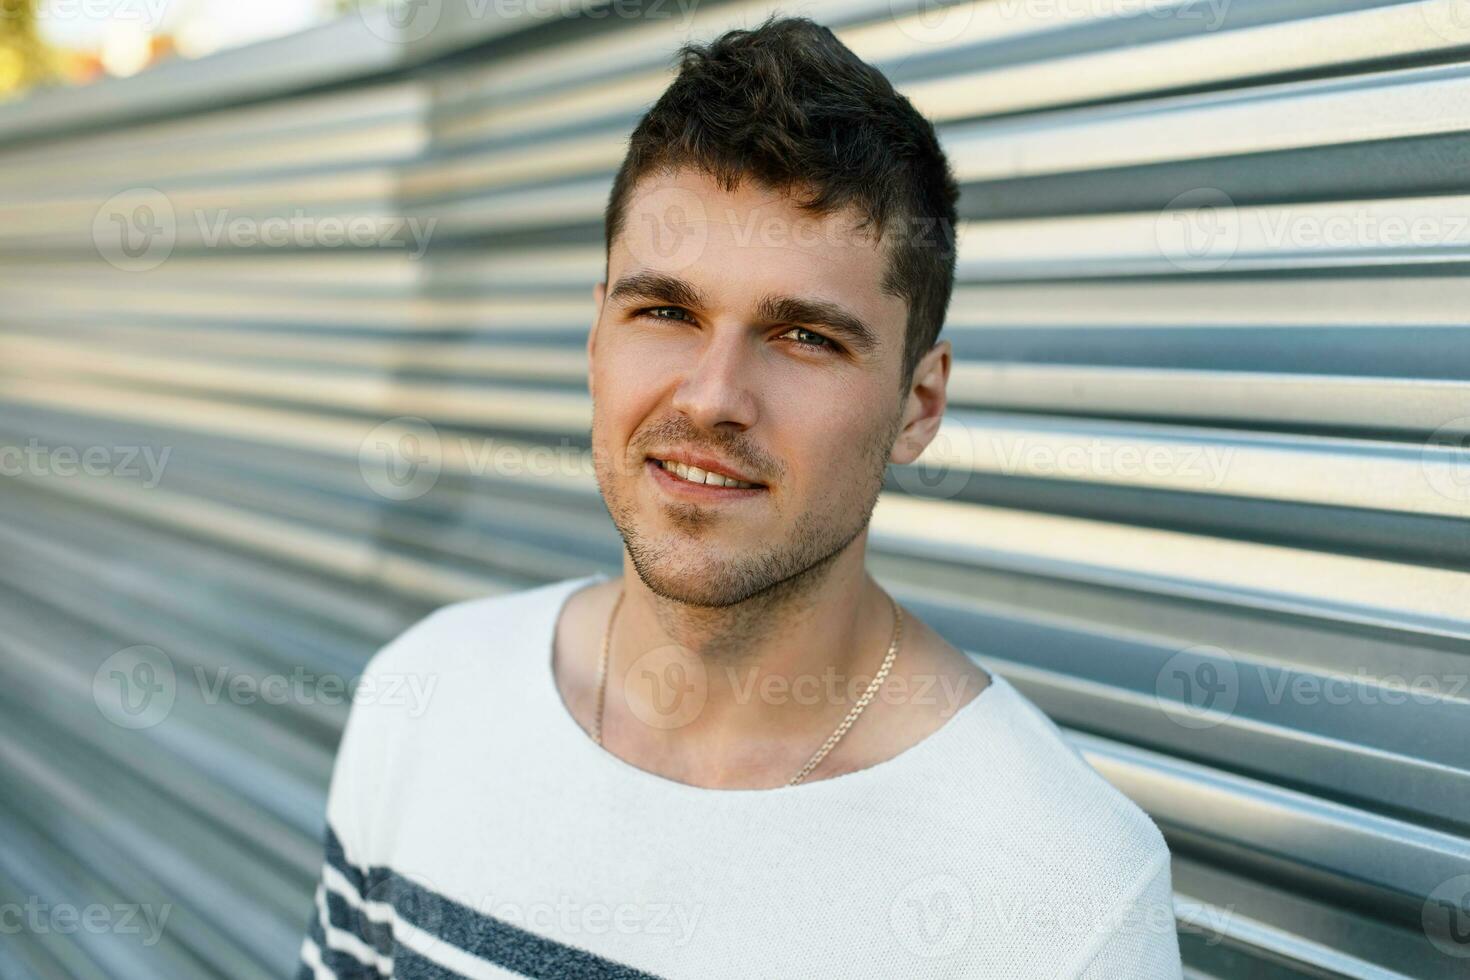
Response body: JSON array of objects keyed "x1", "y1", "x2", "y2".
[
  {"x1": 636, "y1": 306, "x2": 693, "y2": 323},
  {"x1": 778, "y1": 326, "x2": 840, "y2": 353}
]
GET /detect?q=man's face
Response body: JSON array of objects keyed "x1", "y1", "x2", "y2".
[{"x1": 589, "y1": 168, "x2": 924, "y2": 608}]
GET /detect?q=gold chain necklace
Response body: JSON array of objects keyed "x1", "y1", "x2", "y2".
[{"x1": 592, "y1": 587, "x2": 903, "y2": 786}]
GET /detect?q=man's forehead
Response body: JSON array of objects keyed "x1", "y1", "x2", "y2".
[
  {"x1": 621, "y1": 169, "x2": 884, "y2": 257},
  {"x1": 610, "y1": 230, "x2": 891, "y2": 300}
]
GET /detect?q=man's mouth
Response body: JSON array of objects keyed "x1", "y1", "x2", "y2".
[{"x1": 648, "y1": 458, "x2": 764, "y2": 490}]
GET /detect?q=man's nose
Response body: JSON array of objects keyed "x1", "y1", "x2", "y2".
[{"x1": 669, "y1": 329, "x2": 759, "y2": 431}]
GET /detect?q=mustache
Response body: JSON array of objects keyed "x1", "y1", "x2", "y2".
[{"x1": 631, "y1": 425, "x2": 779, "y2": 482}]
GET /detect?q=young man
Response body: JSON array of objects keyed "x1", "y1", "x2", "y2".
[{"x1": 298, "y1": 15, "x2": 1183, "y2": 979}]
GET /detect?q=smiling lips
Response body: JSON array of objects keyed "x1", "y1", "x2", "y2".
[{"x1": 651, "y1": 458, "x2": 762, "y2": 490}]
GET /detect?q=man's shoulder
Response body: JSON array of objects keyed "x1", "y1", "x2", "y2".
[
  {"x1": 873, "y1": 673, "x2": 1179, "y2": 972},
  {"x1": 363, "y1": 574, "x2": 595, "y2": 680},
  {"x1": 960, "y1": 674, "x2": 1170, "y2": 869},
  {"x1": 334, "y1": 574, "x2": 599, "y2": 756},
  {"x1": 970, "y1": 680, "x2": 1178, "y2": 973}
]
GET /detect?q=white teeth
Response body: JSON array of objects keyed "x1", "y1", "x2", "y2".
[{"x1": 657, "y1": 459, "x2": 757, "y2": 490}]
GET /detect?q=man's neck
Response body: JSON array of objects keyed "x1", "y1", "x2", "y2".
[
  {"x1": 553, "y1": 542, "x2": 990, "y2": 790},
  {"x1": 602, "y1": 548, "x2": 901, "y2": 780}
]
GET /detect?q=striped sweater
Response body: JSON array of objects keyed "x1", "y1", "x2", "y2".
[{"x1": 296, "y1": 572, "x2": 1183, "y2": 978}]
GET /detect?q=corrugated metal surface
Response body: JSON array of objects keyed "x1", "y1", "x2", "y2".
[{"x1": 1, "y1": 1, "x2": 1467, "y2": 976}]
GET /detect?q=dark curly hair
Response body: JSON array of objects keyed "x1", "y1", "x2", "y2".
[{"x1": 604, "y1": 14, "x2": 960, "y2": 392}]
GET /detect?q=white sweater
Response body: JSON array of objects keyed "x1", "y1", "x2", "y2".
[{"x1": 297, "y1": 573, "x2": 1183, "y2": 979}]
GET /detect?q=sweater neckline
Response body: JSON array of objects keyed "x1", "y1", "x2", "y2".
[{"x1": 539, "y1": 571, "x2": 1004, "y2": 801}]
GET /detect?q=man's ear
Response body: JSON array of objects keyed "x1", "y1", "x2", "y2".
[
  {"x1": 588, "y1": 280, "x2": 606, "y2": 399},
  {"x1": 890, "y1": 339, "x2": 951, "y2": 466}
]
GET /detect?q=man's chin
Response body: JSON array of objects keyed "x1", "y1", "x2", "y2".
[{"x1": 625, "y1": 552, "x2": 769, "y2": 608}]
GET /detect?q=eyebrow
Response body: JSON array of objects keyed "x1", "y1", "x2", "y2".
[
  {"x1": 607, "y1": 271, "x2": 881, "y2": 356},
  {"x1": 754, "y1": 294, "x2": 879, "y2": 356},
  {"x1": 608, "y1": 271, "x2": 708, "y2": 311}
]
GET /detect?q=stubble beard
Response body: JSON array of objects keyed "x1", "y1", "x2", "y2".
[{"x1": 591, "y1": 406, "x2": 902, "y2": 658}]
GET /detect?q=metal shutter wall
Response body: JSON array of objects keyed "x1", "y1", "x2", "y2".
[{"x1": 0, "y1": 1, "x2": 1466, "y2": 977}]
